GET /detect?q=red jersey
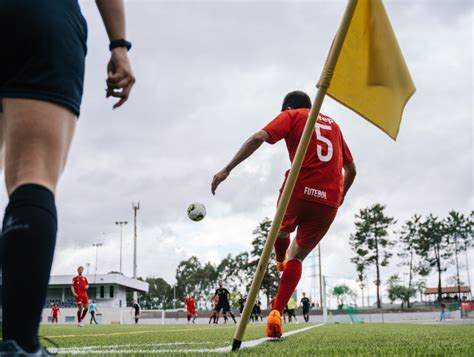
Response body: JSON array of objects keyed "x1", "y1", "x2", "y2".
[
  {"x1": 263, "y1": 109, "x2": 353, "y2": 208},
  {"x1": 72, "y1": 275, "x2": 89, "y2": 296},
  {"x1": 185, "y1": 297, "x2": 196, "y2": 311},
  {"x1": 51, "y1": 306, "x2": 60, "y2": 317}
]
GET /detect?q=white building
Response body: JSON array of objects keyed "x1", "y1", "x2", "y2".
[{"x1": 45, "y1": 273, "x2": 149, "y2": 309}]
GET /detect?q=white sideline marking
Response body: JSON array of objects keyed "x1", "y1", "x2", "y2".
[
  {"x1": 51, "y1": 342, "x2": 215, "y2": 352},
  {"x1": 51, "y1": 323, "x2": 325, "y2": 354},
  {"x1": 47, "y1": 325, "x2": 234, "y2": 339}
]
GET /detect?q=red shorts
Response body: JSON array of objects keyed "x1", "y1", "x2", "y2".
[
  {"x1": 75, "y1": 294, "x2": 89, "y2": 306},
  {"x1": 187, "y1": 309, "x2": 196, "y2": 315},
  {"x1": 279, "y1": 197, "x2": 338, "y2": 250}
]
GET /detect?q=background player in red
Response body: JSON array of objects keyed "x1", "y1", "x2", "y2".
[
  {"x1": 50, "y1": 304, "x2": 60, "y2": 324},
  {"x1": 209, "y1": 295, "x2": 219, "y2": 324},
  {"x1": 71, "y1": 266, "x2": 90, "y2": 327},
  {"x1": 211, "y1": 91, "x2": 356, "y2": 337},
  {"x1": 185, "y1": 295, "x2": 197, "y2": 324}
]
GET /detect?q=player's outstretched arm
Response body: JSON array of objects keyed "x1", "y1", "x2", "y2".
[
  {"x1": 211, "y1": 130, "x2": 269, "y2": 195},
  {"x1": 340, "y1": 161, "x2": 356, "y2": 206},
  {"x1": 96, "y1": 0, "x2": 135, "y2": 109}
]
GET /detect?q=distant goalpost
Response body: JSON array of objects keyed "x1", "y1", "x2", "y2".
[{"x1": 119, "y1": 309, "x2": 187, "y2": 325}]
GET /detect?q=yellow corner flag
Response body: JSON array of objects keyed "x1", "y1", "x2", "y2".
[{"x1": 326, "y1": 0, "x2": 415, "y2": 140}]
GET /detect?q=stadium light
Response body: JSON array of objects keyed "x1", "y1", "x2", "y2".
[
  {"x1": 92, "y1": 243, "x2": 103, "y2": 283},
  {"x1": 115, "y1": 221, "x2": 128, "y2": 274}
]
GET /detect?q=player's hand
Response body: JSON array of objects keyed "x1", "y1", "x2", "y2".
[
  {"x1": 211, "y1": 168, "x2": 230, "y2": 195},
  {"x1": 106, "y1": 48, "x2": 136, "y2": 109}
]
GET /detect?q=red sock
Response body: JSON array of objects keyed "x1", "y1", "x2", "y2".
[
  {"x1": 274, "y1": 259, "x2": 302, "y2": 313},
  {"x1": 274, "y1": 237, "x2": 290, "y2": 262}
]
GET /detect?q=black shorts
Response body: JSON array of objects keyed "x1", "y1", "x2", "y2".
[
  {"x1": 0, "y1": 0, "x2": 87, "y2": 116},
  {"x1": 215, "y1": 303, "x2": 231, "y2": 313},
  {"x1": 303, "y1": 307, "x2": 310, "y2": 314}
]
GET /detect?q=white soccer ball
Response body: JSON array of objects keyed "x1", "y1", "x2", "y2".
[{"x1": 187, "y1": 202, "x2": 206, "y2": 222}]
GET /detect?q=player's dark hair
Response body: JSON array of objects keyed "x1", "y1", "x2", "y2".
[{"x1": 281, "y1": 91, "x2": 312, "y2": 111}]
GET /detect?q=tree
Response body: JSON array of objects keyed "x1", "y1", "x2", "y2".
[
  {"x1": 332, "y1": 284, "x2": 353, "y2": 309},
  {"x1": 353, "y1": 258, "x2": 367, "y2": 307},
  {"x1": 446, "y1": 275, "x2": 465, "y2": 287},
  {"x1": 175, "y1": 256, "x2": 201, "y2": 301},
  {"x1": 414, "y1": 214, "x2": 452, "y2": 301},
  {"x1": 445, "y1": 211, "x2": 470, "y2": 297},
  {"x1": 138, "y1": 277, "x2": 173, "y2": 309},
  {"x1": 387, "y1": 285, "x2": 416, "y2": 309},
  {"x1": 386, "y1": 274, "x2": 416, "y2": 309},
  {"x1": 397, "y1": 214, "x2": 422, "y2": 307},
  {"x1": 349, "y1": 204, "x2": 395, "y2": 308},
  {"x1": 175, "y1": 256, "x2": 218, "y2": 305},
  {"x1": 247, "y1": 218, "x2": 279, "y2": 305},
  {"x1": 414, "y1": 279, "x2": 427, "y2": 302},
  {"x1": 465, "y1": 212, "x2": 474, "y2": 290},
  {"x1": 216, "y1": 252, "x2": 252, "y2": 293}
]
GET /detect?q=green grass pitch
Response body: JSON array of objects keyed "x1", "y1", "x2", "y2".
[{"x1": 39, "y1": 323, "x2": 474, "y2": 356}]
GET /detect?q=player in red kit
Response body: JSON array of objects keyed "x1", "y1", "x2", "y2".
[
  {"x1": 71, "y1": 266, "x2": 89, "y2": 327},
  {"x1": 212, "y1": 91, "x2": 356, "y2": 337},
  {"x1": 185, "y1": 295, "x2": 197, "y2": 324},
  {"x1": 51, "y1": 304, "x2": 60, "y2": 324},
  {"x1": 209, "y1": 296, "x2": 219, "y2": 324}
]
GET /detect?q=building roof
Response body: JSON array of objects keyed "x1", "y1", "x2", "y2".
[
  {"x1": 424, "y1": 286, "x2": 471, "y2": 295},
  {"x1": 49, "y1": 273, "x2": 149, "y2": 293}
]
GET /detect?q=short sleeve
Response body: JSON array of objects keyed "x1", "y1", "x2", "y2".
[
  {"x1": 341, "y1": 134, "x2": 353, "y2": 165},
  {"x1": 85, "y1": 277, "x2": 89, "y2": 285},
  {"x1": 262, "y1": 111, "x2": 292, "y2": 144}
]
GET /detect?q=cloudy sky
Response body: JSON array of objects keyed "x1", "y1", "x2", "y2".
[{"x1": 9, "y1": 0, "x2": 471, "y2": 306}]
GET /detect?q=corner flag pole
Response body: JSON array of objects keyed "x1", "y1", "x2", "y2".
[{"x1": 231, "y1": 0, "x2": 358, "y2": 351}]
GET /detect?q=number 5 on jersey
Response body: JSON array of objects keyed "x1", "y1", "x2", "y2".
[{"x1": 315, "y1": 123, "x2": 333, "y2": 162}]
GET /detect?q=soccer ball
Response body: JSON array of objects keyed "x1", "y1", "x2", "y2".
[{"x1": 187, "y1": 203, "x2": 206, "y2": 222}]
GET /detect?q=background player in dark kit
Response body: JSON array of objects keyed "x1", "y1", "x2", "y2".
[
  {"x1": 0, "y1": 0, "x2": 135, "y2": 353},
  {"x1": 300, "y1": 292, "x2": 311, "y2": 322},
  {"x1": 132, "y1": 302, "x2": 141, "y2": 324},
  {"x1": 212, "y1": 281, "x2": 237, "y2": 324}
]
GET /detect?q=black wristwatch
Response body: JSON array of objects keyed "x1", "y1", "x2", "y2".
[{"x1": 109, "y1": 39, "x2": 132, "y2": 52}]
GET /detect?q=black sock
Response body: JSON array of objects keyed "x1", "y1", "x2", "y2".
[{"x1": 1, "y1": 184, "x2": 57, "y2": 352}]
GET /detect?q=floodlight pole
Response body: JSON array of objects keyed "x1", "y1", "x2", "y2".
[
  {"x1": 318, "y1": 244, "x2": 323, "y2": 310},
  {"x1": 115, "y1": 221, "x2": 128, "y2": 274},
  {"x1": 322, "y1": 276, "x2": 328, "y2": 323},
  {"x1": 132, "y1": 202, "x2": 140, "y2": 302},
  {"x1": 231, "y1": 0, "x2": 358, "y2": 351}
]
